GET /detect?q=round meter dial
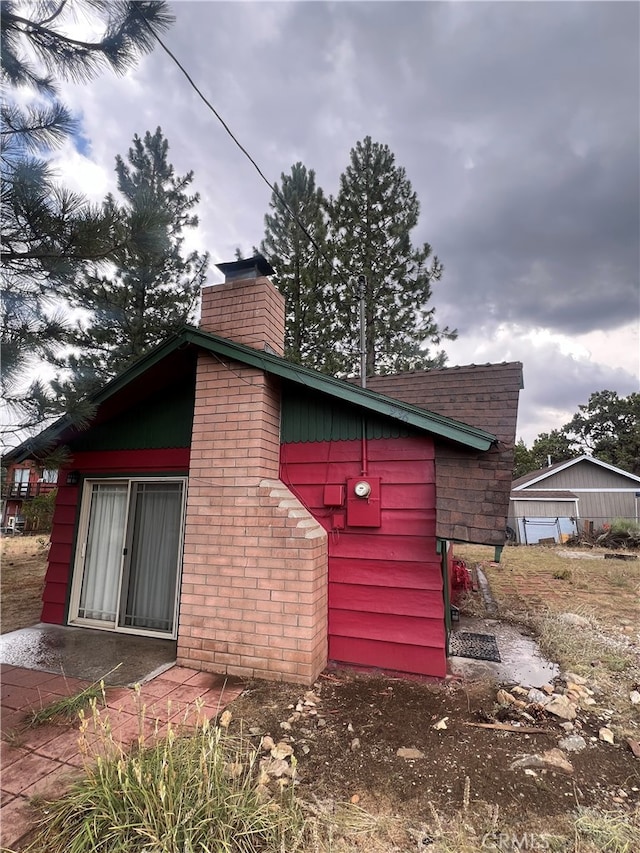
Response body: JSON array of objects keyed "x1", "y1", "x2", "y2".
[{"x1": 354, "y1": 480, "x2": 372, "y2": 498}]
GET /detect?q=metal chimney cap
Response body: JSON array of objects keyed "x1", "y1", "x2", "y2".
[{"x1": 215, "y1": 255, "x2": 275, "y2": 282}]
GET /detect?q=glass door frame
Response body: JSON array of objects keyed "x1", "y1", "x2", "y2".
[{"x1": 68, "y1": 477, "x2": 187, "y2": 639}]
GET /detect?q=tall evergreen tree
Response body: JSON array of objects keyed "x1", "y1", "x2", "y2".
[
  {"x1": 329, "y1": 137, "x2": 455, "y2": 377},
  {"x1": 60, "y1": 128, "x2": 209, "y2": 396},
  {"x1": 1, "y1": 1, "x2": 173, "y2": 439},
  {"x1": 260, "y1": 163, "x2": 335, "y2": 370}
]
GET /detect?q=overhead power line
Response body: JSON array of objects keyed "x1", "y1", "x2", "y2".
[{"x1": 136, "y1": 12, "x2": 347, "y2": 282}]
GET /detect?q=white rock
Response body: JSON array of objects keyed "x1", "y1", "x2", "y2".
[
  {"x1": 510, "y1": 748, "x2": 574, "y2": 775},
  {"x1": 558, "y1": 735, "x2": 587, "y2": 753},
  {"x1": 271, "y1": 742, "x2": 294, "y2": 760},
  {"x1": 432, "y1": 717, "x2": 449, "y2": 730},
  {"x1": 564, "y1": 672, "x2": 588, "y2": 685},
  {"x1": 545, "y1": 695, "x2": 577, "y2": 721},
  {"x1": 558, "y1": 613, "x2": 590, "y2": 628},
  {"x1": 397, "y1": 747, "x2": 425, "y2": 759},
  {"x1": 630, "y1": 690, "x2": 640, "y2": 705},
  {"x1": 599, "y1": 727, "x2": 615, "y2": 744}
]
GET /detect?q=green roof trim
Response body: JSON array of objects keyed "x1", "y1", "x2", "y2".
[{"x1": 6, "y1": 326, "x2": 497, "y2": 462}]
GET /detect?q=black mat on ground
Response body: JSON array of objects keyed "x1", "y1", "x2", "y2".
[{"x1": 449, "y1": 631, "x2": 501, "y2": 663}]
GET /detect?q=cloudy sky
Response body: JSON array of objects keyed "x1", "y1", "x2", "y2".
[{"x1": 48, "y1": 0, "x2": 639, "y2": 444}]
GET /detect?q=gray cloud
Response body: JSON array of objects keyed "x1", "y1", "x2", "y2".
[{"x1": 53, "y1": 0, "x2": 638, "y2": 443}]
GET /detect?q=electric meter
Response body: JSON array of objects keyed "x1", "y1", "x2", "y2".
[{"x1": 354, "y1": 480, "x2": 371, "y2": 498}]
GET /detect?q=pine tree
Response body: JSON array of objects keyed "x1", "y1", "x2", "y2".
[
  {"x1": 329, "y1": 137, "x2": 455, "y2": 377},
  {"x1": 260, "y1": 163, "x2": 336, "y2": 370},
  {"x1": 60, "y1": 128, "x2": 209, "y2": 395},
  {"x1": 1, "y1": 1, "x2": 173, "y2": 439}
]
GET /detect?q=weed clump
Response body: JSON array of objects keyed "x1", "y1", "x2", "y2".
[{"x1": 26, "y1": 698, "x2": 305, "y2": 853}]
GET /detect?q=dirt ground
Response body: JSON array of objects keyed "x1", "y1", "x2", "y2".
[
  {"x1": 1, "y1": 535, "x2": 49, "y2": 634},
  {"x1": 2, "y1": 537, "x2": 639, "y2": 849}
]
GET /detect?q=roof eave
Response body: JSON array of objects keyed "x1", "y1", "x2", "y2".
[{"x1": 5, "y1": 326, "x2": 498, "y2": 460}]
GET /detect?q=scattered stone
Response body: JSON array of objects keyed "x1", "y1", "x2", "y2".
[
  {"x1": 261, "y1": 735, "x2": 275, "y2": 752},
  {"x1": 565, "y1": 672, "x2": 587, "y2": 685},
  {"x1": 301, "y1": 744, "x2": 310, "y2": 755},
  {"x1": 347, "y1": 722, "x2": 354, "y2": 733},
  {"x1": 528, "y1": 688, "x2": 549, "y2": 705},
  {"x1": 295, "y1": 702, "x2": 304, "y2": 712},
  {"x1": 317, "y1": 718, "x2": 327, "y2": 728},
  {"x1": 630, "y1": 690, "x2": 640, "y2": 705},
  {"x1": 280, "y1": 721, "x2": 292, "y2": 732},
  {"x1": 304, "y1": 691, "x2": 319, "y2": 705},
  {"x1": 542, "y1": 684, "x2": 555, "y2": 695},
  {"x1": 558, "y1": 613, "x2": 590, "y2": 628},
  {"x1": 524, "y1": 769, "x2": 538, "y2": 777},
  {"x1": 350, "y1": 738, "x2": 361, "y2": 751},
  {"x1": 558, "y1": 735, "x2": 587, "y2": 753},
  {"x1": 545, "y1": 695, "x2": 577, "y2": 721},
  {"x1": 559, "y1": 722, "x2": 574, "y2": 732},
  {"x1": 255, "y1": 784, "x2": 271, "y2": 803},
  {"x1": 581, "y1": 697, "x2": 596, "y2": 706},
  {"x1": 626, "y1": 738, "x2": 640, "y2": 759},
  {"x1": 566, "y1": 682, "x2": 588, "y2": 696},
  {"x1": 510, "y1": 748, "x2": 574, "y2": 775},
  {"x1": 397, "y1": 747, "x2": 425, "y2": 760},
  {"x1": 598, "y1": 727, "x2": 615, "y2": 745},
  {"x1": 219, "y1": 710, "x2": 232, "y2": 728},
  {"x1": 271, "y1": 742, "x2": 294, "y2": 760},
  {"x1": 263, "y1": 757, "x2": 293, "y2": 778},
  {"x1": 497, "y1": 689, "x2": 516, "y2": 705},
  {"x1": 432, "y1": 717, "x2": 449, "y2": 730},
  {"x1": 350, "y1": 794, "x2": 361, "y2": 804},
  {"x1": 512, "y1": 686, "x2": 529, "y2": 697},
  {"x1": 248, "y1": 726, "x2": 262, "y2": 737}
]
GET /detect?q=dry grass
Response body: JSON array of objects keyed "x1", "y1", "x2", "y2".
[
  {"x1": 455, "y1": 542, "x2": 640, "y2": 726},
  {"x1": 455, "y1": 542, "x2": 640, "y2": 630},
  {"x1": 1, "y1": 534, "x2": 49, "y2": 634}
]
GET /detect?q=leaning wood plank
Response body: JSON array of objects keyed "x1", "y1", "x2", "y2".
[{"x1": 464, "y1": 722, "x2": 551, "y2": 734}]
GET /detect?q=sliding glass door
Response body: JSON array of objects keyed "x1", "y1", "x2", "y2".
[{"x1": 70, "y1": 479, "x2": 185, "y2": 637}]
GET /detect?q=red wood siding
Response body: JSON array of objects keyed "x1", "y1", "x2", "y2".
[
  {"x1": 41, "y1": 448, "x2": 190, "y2": 625},
  {"x1": 280, "y1": 437, "x2": 446, "y2": 678}
]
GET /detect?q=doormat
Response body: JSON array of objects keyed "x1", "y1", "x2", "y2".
[{"x1": 449, "y1": 632, "x2": 501, "y2": 663}]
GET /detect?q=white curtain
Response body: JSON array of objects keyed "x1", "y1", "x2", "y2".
[
  {"x1": 79, "y1": 484, "x2": 128, "y2": 622},
  {"x1": 120, "y1": 482, "x2": 182, "y2": 632}
]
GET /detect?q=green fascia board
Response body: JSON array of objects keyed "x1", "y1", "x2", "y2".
[
  {"x1": 180, "y1": 328, "x2": 496, "y2": 451},
  {"x1": 6, "y1": 326, "x2": 496, "y2": 462}
]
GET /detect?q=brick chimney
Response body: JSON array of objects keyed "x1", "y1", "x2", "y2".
[
  {"x1": 178, "y1": 258, "x2": 328, "y2": 685},
  {"x1": 199, "y1": 256, "x2": 285, "y2": 355}
]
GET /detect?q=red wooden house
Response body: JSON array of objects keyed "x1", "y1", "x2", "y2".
[
  {"x1": 1, "y1": 460, "x2": 57, "y2": 533},
  {"x1": 4, "y1": 259, "x2": 522, "y2": 683}
]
